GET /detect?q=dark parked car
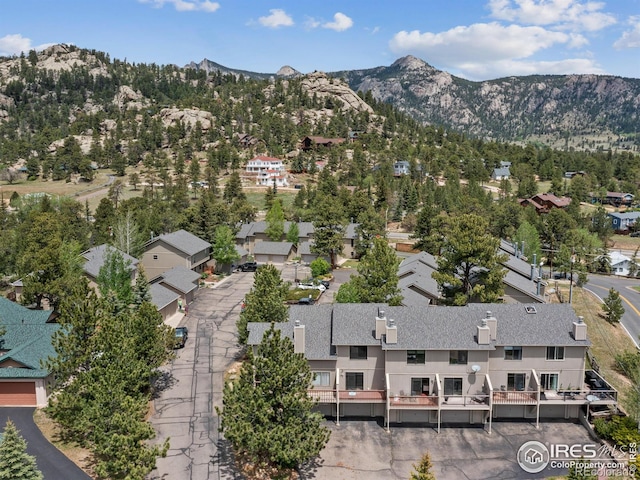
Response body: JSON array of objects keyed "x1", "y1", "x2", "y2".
[
  {"x1": 174, "y1": 326, "x2": 189, "y2": 348},
  {"x1": 238, "y1": 262, "x2": 258, "y2": 272},
  {"x1": 315, "y1": 279, "x2": 330, "y2": 289},
  {"x1": 298, "y1": 297, "x2": 315, "y2": 305},
  {"x1": 630, "y1": 231, "x2": 640, "y2": 237}
]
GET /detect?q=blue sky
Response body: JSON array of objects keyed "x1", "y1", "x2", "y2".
[{"x1": 1, "y1": 0, "x2": 639, "y2": 81}]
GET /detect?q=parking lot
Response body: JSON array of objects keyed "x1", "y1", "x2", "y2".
[{"x1": 147, "y1": 264, "x2": 602, "y2": 480}]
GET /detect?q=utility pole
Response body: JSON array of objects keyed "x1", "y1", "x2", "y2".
[{"x1": 569, "y1": 249, "x2": 575, "y2": 304}]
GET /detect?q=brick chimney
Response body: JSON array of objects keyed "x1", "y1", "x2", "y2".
[
  {"x1": 572, "y1": 316, "x2": 587, "y2": 341},
  {"x1": 294, "y1": 319, "x2": 305, "y2": 354},
  {"x1": 477, "y1": 318, "x2": 491, "y2": 345}
]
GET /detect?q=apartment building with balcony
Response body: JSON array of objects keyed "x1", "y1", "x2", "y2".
[{"x1": 247, "y1": 303, "x2": 617, "y2": 433}]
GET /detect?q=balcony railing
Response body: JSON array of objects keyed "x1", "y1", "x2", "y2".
[
  {"x1": 441, "y1": 394, "x2": 490, "y2": 407},
  {"x1": 308, "y1": 389, "x2": 337, "y2": 403},
  {"x1": 492, "y1": 390, "x2": 538, "y2": 404},
  {"x1": 339, "y1": 389, "x2": 386, "y2": 402},
  {"x1": 541, "y1": 389, "x2": 617, "y2": 403},
  {"x1": 390, "y1": 394, "x2": 439, "y2": 408}
]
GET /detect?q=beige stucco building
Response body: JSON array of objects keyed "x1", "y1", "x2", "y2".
[
  {"x1": 247, "y1": 303, "x2": 617, "y2": 432},
  {"x1": 141, "y1": 229, "x2": 211, "y2": 281}
]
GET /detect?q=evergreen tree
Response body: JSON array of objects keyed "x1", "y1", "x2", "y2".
[
  {"x1": 409, "y1": 451, "x2": 436, "y2": 480},
  {"x1": 237, "y1": 265, "x2": 289, "y2": 344},
  {"x1": 223, "y1": 171, "x2": 244, "y2": 203},
  {"x1": 337, "y1": 236, "x2": 402, "y2": 305},
  {"x1": 286, "y1": 222, "x2": 300, "y2": 244},
  {"x1": 265, "y1": 199, "x2": 285, "y2": 241},
  {"x1": 132, "y1": 263, "x2": 152, "y2": 306},
  {"x1": 217, "y1": 325, "x2": 330, "y2": 472},
  {"x1": 432, "y1": 213, "x2": 507, "y2": 305},
  {"x1": 603, "y1": 288, "x2": 625, "y2": 324},
  {"x1": 96, "y1": 247, "x2": 133, "y2": 313},
  {"x1": 0, "y1": 420, "x2": 43, "y2": 480},
  {"x1": 311, "y1": 196, "x2": 345, "y2": 268},
  {"x1": 212, "y1": 225, "x2": 240, "y2": 272}
]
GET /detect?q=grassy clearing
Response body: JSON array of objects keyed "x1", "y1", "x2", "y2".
[
  {"x1": 1, "y1": 170, "x2": 115, "y2": 199},
  {"x1": 567, "y1": 285, "x2": 637, "y2": 413}
]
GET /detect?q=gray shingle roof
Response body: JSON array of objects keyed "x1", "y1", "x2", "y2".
[
  {"x1": 254, "y1": 241, "x2": 294, "y2": 256},
  {"x1": 248, "y1": 303, "x2": 589, "y2": 359},
  {"x1": 247, "y1": 305, "x2": 335, "y2": 360},
  {"x1": 81, "y1": 244, "x2": 139, "y2": 279},
  {"x1": 150, "y1": 283, "x2": 180, "y2": 309},
  {"x1": 159, "y1": 266, "x2": 200, "y2": 294},
  {"x1": 148, "y1": 230, "x2": 211, "y2": 256}
]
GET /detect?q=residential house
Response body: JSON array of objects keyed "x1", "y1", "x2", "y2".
[
  {"x1": 607, "y1": 211, "x2": 640, "y2": 233},
  {"x1": 149, "y1": 283, "x2": 180, "y2": 321},
  {"x1": 397, "y1": 247, "x2": 545, "y2": 306},
  {"x1": 0, "y1": 298, "x2": 59, "y2": 406},
  {"x1": 253, "y1": 241, "x2": 297, "y2": 265},
  {"x1": 393, "y1": 161, "x2": 411, "y2": 177},
  {"x1": 256, "y1": 171, "x2": 289, "y2": 187},
  {"x1": 606, "y1": 251, "x2": 635, "y2": 276},
  {"x1": 591, "y1": 191, "x2": 634, "y2": 207},
  {"x1": 141, "y1": 229, "x2": 211, "y2": 281},
  {"x1": 247, "y1": 303, "x2": 616, "y2": 431},
  {"x1": 491, "y1": 166, "x2": 511, "y2": 181},
  {"x1": 152, "y1": 265, "x2": 201, "y2": 305},
  {"x1": 519, "y1": 193, "x2": 571, "y2": 214},
  {"x1": 245, "y1": 156, "x2": 289, "y2": 187},
  {"x1": 235, "y1": 221, "x2": 357, "y2": 261},
  {"x1": 300, "y1": 136, "x2": 346, "y2": 151},
  {"x1": 81, "y1": 244, "x2": 139, "y2": 292}
]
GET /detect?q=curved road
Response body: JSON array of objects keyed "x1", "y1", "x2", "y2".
[
  {"x1": 584, "y1": 274, "x2": 640, "y2": 348},
  {"x1": 0, "y1": 407, "x2": 91, "y2": 480}
]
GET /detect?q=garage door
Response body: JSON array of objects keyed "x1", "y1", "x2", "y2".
[{"x1": 0, "y1": 382, "x2": 37, "y2": 406}]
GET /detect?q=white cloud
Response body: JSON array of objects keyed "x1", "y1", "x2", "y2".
[
  {"x1": 613, "y1": 16, "x2": 640, "y2": 49},
  {"x1": 388, "y1": 22, "x2": 604, "y2": 79},
  {"x1": 304, "y1": 16, "x2": 321, "y2": 30},
  {"x1": 0, "y1": 34, "x2": 54, "y2": 56},
  {"x1": 322, "y1": 12, "x2": 353, "y2": 32},
  {"x1": 487, "y1": 0, "x2": 616, "y2": 32},
  {"x1": 259, "y1": 9, "x2": 294, "y2": 28},
  {"x1": 139, "y1": 0, "x2": 220, "y2": 13}
]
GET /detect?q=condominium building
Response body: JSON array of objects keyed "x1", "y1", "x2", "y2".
[{"x1": 247, "y1": 303, "x2": 617, "y2": 432}]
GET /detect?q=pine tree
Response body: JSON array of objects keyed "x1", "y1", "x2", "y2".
[
  {"x1": 286, "y1": 222, "x2": 300, "y2": 244},
  {"x1": 212, "y1": 225, "x2": 240, "y2": 271},
  {"x1": 311, "y1": 196, "x2": 346, "y2": 268},
  {"x1": 432, "y1": 213, "x2": 507, "y2": 305},
  {"x1": 236, "y1": 265, "x2": 289, "y2": 344},
  {"x1": 0, "y1": 420, "x2": 43, "y2": 480},
  {"x1": 132, "y1": 263, "x2": 152, "y2": 306},
  {"x1": 603, "y1": 288, "x2": 625, "y2": 323},
  {"x1": 217, "y1": 324, "x2": 330, "y2": 471},
  {"x1": 409, "y1": 451, "x2": 436, "y2": 480},
  {"x1": 265, "y1": 199, "x2": 285, "y2": 241}
]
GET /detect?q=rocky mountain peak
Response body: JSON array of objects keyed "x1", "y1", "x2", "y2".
[
  {"x1": 276, "y1": 65, "x2": 300, "y2": 77},
  {"x1": 391, "y1": 55, "x2": 432, "y2": 71}
]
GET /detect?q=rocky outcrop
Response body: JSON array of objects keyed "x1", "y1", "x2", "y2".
[
  {"x1": 113, "y1": 86, "x2": 148, "y2": 111},
  {"x1": 300, "y1": 72, "x2": 374, "y2": 114},
  {"x1": 159, "y1": 107, "x2": 213, "y2": 130}
]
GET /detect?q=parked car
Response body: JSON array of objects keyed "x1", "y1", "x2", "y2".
[
  {"x1": 298, "y1": 296, "x2": 315, "y2": 305},
  {"x1": 630, "y1": 231, "x2": 640, "y2": 237},
  {"x1": 174, "y1": 326, "x2": 189, "y2": 348},
  {"x1": 315, "y1": 279, "x2": 330, "y2": 289},
  {"x1": 297, "y1": 281, "x2": 326, "y2": 292},
  {"x1": 238, "y1": 262, "x2": 258, "y2": 272}
]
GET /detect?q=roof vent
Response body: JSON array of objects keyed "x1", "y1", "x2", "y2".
[
  {"x1": 525, "y1": 306, "x2": 537, "y2": 314},
  {"x1": 481, "y1": 318, "x2": 487, "y2": 327},
  {"x1": 295, "y1": 319, "x2": 300, "y2": 326},
  {"x1": 486, "y1": 311, "x2": 492, "y2": 318}
]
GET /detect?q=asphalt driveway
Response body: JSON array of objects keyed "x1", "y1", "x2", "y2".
[{"x1": 0, "y1": 407, "x2": 91, "y2": 480}]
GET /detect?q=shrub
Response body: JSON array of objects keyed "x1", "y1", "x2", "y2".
[
  {"x1": 614, "y1": 351, "x2": 640, "y2": 379},
  {"x1": 310, "y1": 258, "x2": 330, "y2": 277},
  {"x1": 594, "y1": 416, "x2": 640, "y2": 447}
]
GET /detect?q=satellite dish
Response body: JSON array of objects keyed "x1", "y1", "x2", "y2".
[{"x1": 471, "y1": 364, "x2": 481, "y2": 373}]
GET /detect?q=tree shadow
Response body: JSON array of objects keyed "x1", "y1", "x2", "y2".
[
  {"x1": 213, "y1": 437, "x2": 244, "y2": 479},
  {"x1": 297, "y1": 456, "x2": 324, "y2": 479},
  {"x1": 151, "y1": 371, "x2": 177, "y2": 399}
]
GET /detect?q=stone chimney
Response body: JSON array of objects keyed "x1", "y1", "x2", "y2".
[
  {"x1": 386, "y1": 318, "x2": 397, "y2": 344},
  {"x1": 573, "y1": 316, "x2": 587, "y2": 341},
  {"x1": 294, "y1": 319, "x2": 305, "y2": 354},
  {"x1": 485, "y1": 311, "x2": 497, "y2": 341},
  {"x1": 375, "y1": 310, "x2": 387, "y2": 340},
  {"x1": 477, "y1": 318, "x2": 491, "y2": 345}
]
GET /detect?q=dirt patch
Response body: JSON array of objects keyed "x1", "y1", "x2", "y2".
[{"x1": 32, "y1": 408, "x2": 97, "y2": 479}]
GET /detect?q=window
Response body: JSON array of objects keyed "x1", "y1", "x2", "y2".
[
  {"x1": 444, "y1": 378, "x2": 463, "y2": 396},
  {"x1": 153, "y1": 254, "x2": 158, "y2": 260},
  {"x1": 546, "y1": 346, "x2": 565, "y2": 360},
  {"x1": 449, "y1": 350, "x2": 468, "y2": 365},
  {"x1": 349, "y1": 346, "x2": 367, "y2": 360},
  {"x1": 311, "y1": 371, "x2": 330, "y2": 387},
  {"x1": 345, "y1": 372, "x2": 364, "y2": 390},
  {"x1": 504, "y1": 346, "x2": 522, "y2": 360},
  {"x1": 411, "y1": 378, "x2": 430, "y2": 396},
  {"x1": 540, "y1": 373, "x2": 559, "y2": 391},
  {"x1": 407, "y1": 350, "x2": 426, "y2": 364},
  {"x1": 507, "y1": 373, "x2": 526, "y2": 391}
]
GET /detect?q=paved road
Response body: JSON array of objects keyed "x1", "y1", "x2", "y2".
[
  {"x1": 584, "y1": 273, "x2": 640, "y2": 347},
  {"x1": 0, "y1": 407, "x2": 91, "y2": 480},
  {"x1": 148, "y1": 272, "x2": 253, "y2": 480}
]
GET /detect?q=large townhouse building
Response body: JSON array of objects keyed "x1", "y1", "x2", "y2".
[{"x1": 247, "y1": 303, "x2": 617, "y2": 433}]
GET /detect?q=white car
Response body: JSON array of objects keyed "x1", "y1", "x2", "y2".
[{"x1": 297, "y1": 282, "x2": 326, "y2": 292}]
